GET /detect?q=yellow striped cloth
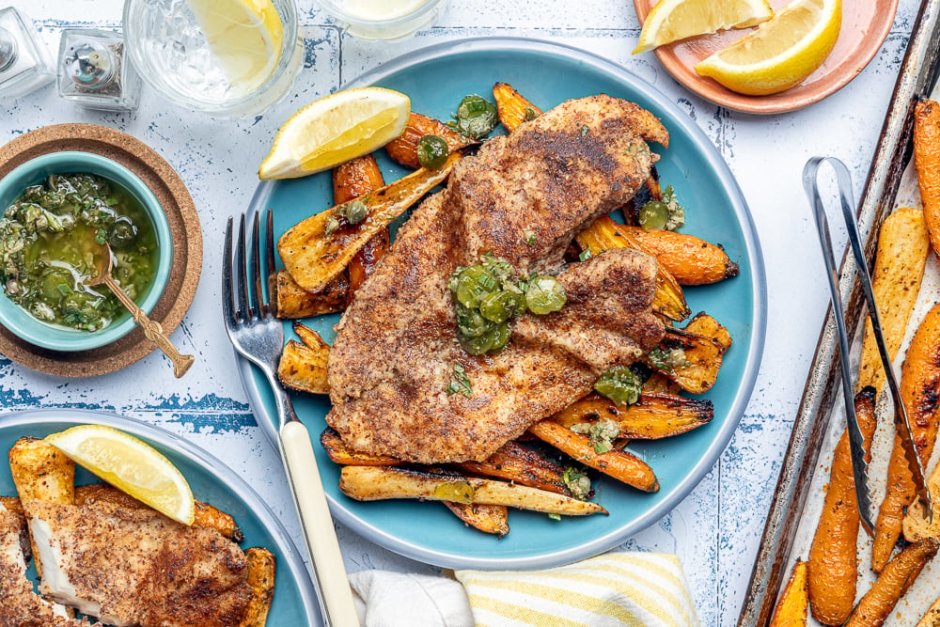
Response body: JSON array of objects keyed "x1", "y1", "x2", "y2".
[{"x1": 453, "y1": 553, "x2": 699, "y2": 627}]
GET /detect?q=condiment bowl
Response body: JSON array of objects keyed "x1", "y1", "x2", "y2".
[
  {"x1": 313, "y1": 0, "x2": 449, "y2": 41},
  {"x1": 0, "y1": 151, "x2": 173, "y2": 352}
]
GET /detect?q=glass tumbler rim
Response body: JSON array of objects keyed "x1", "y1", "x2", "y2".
[
  {"x1": 122, "y1": 0, "x2": 301, "y2": 116},
  {"x1": 313, "y1": 0, "x2": 448, "y2": 40}
]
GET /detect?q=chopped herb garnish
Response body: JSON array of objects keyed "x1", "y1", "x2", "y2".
[
  {"x1": 580, "y1": 125, "x2": 589, "y2": 136},
  {"x1": 524, "y1": 106, "x2": 538, "y2": 122},
  {"x1": 578, "y1": 249, "x2": 592, "y2": 262},
  {"x1": 448, "y1": 362, "x2": 473, "y2": 398},
  {"x1": 525, "y1": 231, "x2": 536, "y2": 246},
  {"x1": 562, "y1": 467, "x2": 592, "y2": 500},
  {"x1": 594, "y1": 366, "x2": 642, "y2": 407},
  {"x1": 547, "y1": 513, "x2": 562, "y2": 521},
  {"x1": 647, "y1": 347, "x2": 689, "y2": 372},
  {"x1": 94, "y1": 228, "x2": 107, "y2": 245}
]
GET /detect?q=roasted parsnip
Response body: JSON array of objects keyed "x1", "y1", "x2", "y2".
[
  {"x1": 339, "y1": 466, "x2": 608, "y2": 516},
  {"x1": 238, "y1": 548, "x2": 277, "y2": 627},
  {"x1": 277, "y1": 339, "x2": 329, "y2": 395},
  {"x1": 279, "y1": 153, "x2": 460, "y2": 293},
  {"x1": 443, "y1": 502, "x2": 510, "y2": 537},
  {"x1": 550, "y1": 392, "x2": 713, "y2": 440},
  {"x1": 320, "y1": 427, "x2": 402, "y2": 466},
  {"x1": 769, "y1": 559, "x2": 808, "y2": 627},
  {"x1": 275, "y1": 270, "x2": 348, "y2": 319},
  {"x1": 527, "y1": 420, "x2": 659, "y2": 493}
]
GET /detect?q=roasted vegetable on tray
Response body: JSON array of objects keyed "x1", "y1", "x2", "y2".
[{"x1": 769, "y1": 559, "x2": 808, "y2": 627}]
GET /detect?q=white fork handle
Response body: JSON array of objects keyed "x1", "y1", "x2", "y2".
[{"x1": 280, "y1": 420, "x2": 361, "y2": 627}]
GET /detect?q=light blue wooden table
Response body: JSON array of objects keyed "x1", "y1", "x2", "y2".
[{"x1": 0, "y1": 0, "x2": 923, "y2": 622}]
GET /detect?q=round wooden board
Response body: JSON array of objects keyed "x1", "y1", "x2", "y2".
[
  {"x1": 632, "y1": 0, "x2": 899, "y2": 115},
  {"x1": 0, "y1": 124, "x2": 202, "y2": 377}
]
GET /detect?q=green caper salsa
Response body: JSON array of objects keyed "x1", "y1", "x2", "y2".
[{"x1": 0, "y1": 173, "x2": 158, "y2": 332}]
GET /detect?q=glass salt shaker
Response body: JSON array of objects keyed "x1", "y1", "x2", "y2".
[
  {"x1": 57, "y1": 29, "x2": 141, "y2": 112},
  {"x1": 0, "y1": 7, "x2": 55, "y2": 103}
]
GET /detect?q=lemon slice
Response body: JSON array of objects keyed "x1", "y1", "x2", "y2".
[
  {"x1": 259, "y1": 87, "x2": 411, "y2": 180},
  {"x1": 694, "y1": 0, "x2": 842, "y2": 96},
  {"x1": 187, "y1": 0, "x2": 283, "y2": 92},
  {"x1": 633, "y1": 0, "x2": 774, "y2": 54},
  {"x1": 46, "y1": 425, "x2": 195, "y2": 526}
]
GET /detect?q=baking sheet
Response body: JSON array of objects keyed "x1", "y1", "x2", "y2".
[{"x1": 775, "y1": 102, "x2": 940, "y2": 624}]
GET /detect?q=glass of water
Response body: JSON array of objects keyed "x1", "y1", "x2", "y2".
[{"x1": 123, "y1": 0, "x2": 302, "y2": 117}]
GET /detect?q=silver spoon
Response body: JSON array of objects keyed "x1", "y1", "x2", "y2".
[{"x1": 86, "y1": 239, "x2": 195, "y2": 378}]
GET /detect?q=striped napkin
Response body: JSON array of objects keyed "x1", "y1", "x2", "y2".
[{"x1": 349, "y1": 553, "x2": 699, "y2": 627}]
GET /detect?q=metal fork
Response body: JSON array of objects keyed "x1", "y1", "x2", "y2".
[{"x1": 222, "y1": 209, "x2": 360, "y2": 627}]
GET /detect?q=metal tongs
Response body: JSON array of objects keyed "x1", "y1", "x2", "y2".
[{"x1": 804, "y1": 156, "x2": 933, "y2": 536}]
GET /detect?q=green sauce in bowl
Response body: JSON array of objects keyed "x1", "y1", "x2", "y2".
[{"x1": 0, "y1": 173, "x2": 159, "y2": 332}]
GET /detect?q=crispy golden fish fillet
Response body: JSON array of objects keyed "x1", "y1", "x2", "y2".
[
  {"x1": 0, "y1": 502, "x2": 85, "y2": 627},
  {"x1": 28, "y1": 499, "x2": 253, "y2": 627},
  {"x1": 328, "y1": 95, "x2": 669, "y2": 464}
]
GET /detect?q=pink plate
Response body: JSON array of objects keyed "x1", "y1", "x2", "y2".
[{"x1": 632, "y1": 0, "x2": 899, "y2": 114}]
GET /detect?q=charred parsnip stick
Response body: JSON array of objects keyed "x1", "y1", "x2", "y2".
[
  {"x1": 339, "y1": 466, "x2": 607, "y2": 516},
  {"x1": 527, "y1": 420, "x2": 659, "y2": 493},
  {"x1": 456, "y1": 440, "x2": 571, "y2": 496},
  {"x1": 320, "y1": 428, "x2": 403, "y2": 466},
  {"x1": 443, "y1": 502, "x2": 510, "y2": 537},
  {"x1": 275, "y1": 270, "x2": 348, "y2": 320}
]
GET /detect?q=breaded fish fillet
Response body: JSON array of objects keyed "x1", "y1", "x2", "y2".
[
  {"x1": 328, "y1": 95, "x2": 668, "y2": 464},
  {"x1": 28, "y1": 499, "x2": 253, "y2": 627}
]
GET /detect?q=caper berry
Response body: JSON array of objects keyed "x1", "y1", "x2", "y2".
[
  {"x1": 108, "y1": 218, "x2": 138, "y2": 250},
  {"x1": 342, "y1": 199, "x2": 369, "y2": 225},
  {"x1": 453, "y1": 95, "x2": 499, "y2": 140},
  {"x1": 479, "y1": 289, "x2": 523, "y2": 323},
  {"x1": 639, "y1": 200, "x2": 669, "y2": 231},
  {"x1": 525, "y1": 276, "x2": 566, "y2": 315},
  {"x1": 455, "y1": 266, "x2": 499, "y2": 309},
  {"x1": 416, "y1": 135, "x2": 450, "y2": 169}
]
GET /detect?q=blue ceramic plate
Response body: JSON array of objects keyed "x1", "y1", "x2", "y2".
[
  {"x1": 239, "y1": 38, "x2": 767, "y2": 569},
  {"x1": 0, "y1": 410, "x2": 322, "y2": 623}
]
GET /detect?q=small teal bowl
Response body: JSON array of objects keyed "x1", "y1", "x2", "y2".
[{"x1": 0, "y1": 152, "x2": 173, "y2": 352}]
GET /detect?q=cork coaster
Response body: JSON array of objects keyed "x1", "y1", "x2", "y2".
[{"x1": 0, "y1": 124, "x2": 202, "y2": 377}]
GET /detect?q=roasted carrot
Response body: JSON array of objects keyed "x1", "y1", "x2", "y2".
[
  {"x1": 651, "y1": 326, "x2": 724, "y2": 394},
  {"x1": 239, "y1": 548, "x2": 276, "y2": 627},
  {"x1": 917, "y1": 595, "x2": 940, "y2": 627},
  {"x1": 769, "y1": 559, "x2": 809, "y2": 627},
  {"x1": 333, "y1": 155, "x2": 389, "y2": 301},
  {"x1": 456, "y1": 440, "x2": 571, "y2": 496},
  {"x1": 527, "y1": 420, "x2": 659, "y2": 492},
  {"x1": 384, "y1": 112, "x2": 477, "y2": 169},
  {"x1": 914, "y1": 99, "x2": 940, "y2": 257},
  {"x1": 808, "y1": 387, "x2": 877, "y2": 625},
  {"x1": 873, "y1": 303, "x2": 940, "y2": 572},
  {"x1": 856, "y1": 207, "x2": 929, "y2": 392},
  {"x1": 620, "y1": 226, "x2": 739, "y2": 285},
  {"x1": 492, "y1": 82, "x2": 543, "y2": 132},
  {"x1": 685, "y1": 312, "x2": 732, "y2": 353},
  {"x1": 845, "y1": 538, "x2": 939, "y2": 627}
]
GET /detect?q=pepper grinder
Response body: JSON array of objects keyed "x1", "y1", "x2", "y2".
[
  {"x1": 57, "y1": 29, "x2": 141, "y2": 112},
  {"x1": 0, "y1": 7, "x2": 55, "y2": 103}
]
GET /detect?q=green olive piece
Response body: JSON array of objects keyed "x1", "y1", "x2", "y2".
[
  {"x1": 454, "y1": 95, "x2": 499, "y2": 140},
  {"x1": 526, "y1": 276, "x2": 566, "y2": 315},
  {"x1": 488, "y1": 322, "x2": 510, "y2": 352},
  {"x1": 455, "y1": 266, "x2": 499, "y2": 309},
  {"x1": 416, "y1": 135, "x2": 450, "y2": 169},
  {"x1": 479, "y1": 289, "x2": 524, "y2": 323},
  {"x1": 639, "y1": 200, "x2": 669, "y2": 231},
  {"x1": 459, "y1": 322, "x2": 509, "y2": 355}
]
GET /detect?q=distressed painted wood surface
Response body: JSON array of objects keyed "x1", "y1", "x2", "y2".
[{"x1": 0, "y1": 1, "x2": 923, "y2": 623}]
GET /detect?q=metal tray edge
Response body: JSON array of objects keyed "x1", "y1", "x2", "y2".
[{"x1": 738, "y1": 2, "x2": 940, "y2": 624}]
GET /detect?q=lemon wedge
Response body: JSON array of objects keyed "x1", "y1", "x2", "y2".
[
  {"x1": 259, "y1": 87, "x2": 411, "y2": 180},
  {"x1": 46, "y1": 425, "x2": 195, "y2": 526},
  {"x1": 187, "y1": 0, "x2": 283, "y2": 92},
  {"x1": 633, "y1": 0, "x2": 774, "y2": 54},
  {"x1": 694, "y1": 0, "x2": 842, "y2": 96}
]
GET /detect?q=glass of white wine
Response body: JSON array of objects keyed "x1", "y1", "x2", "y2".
[{"x1": 123, "y1": 0, "x2": 303, "y2": 117}]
